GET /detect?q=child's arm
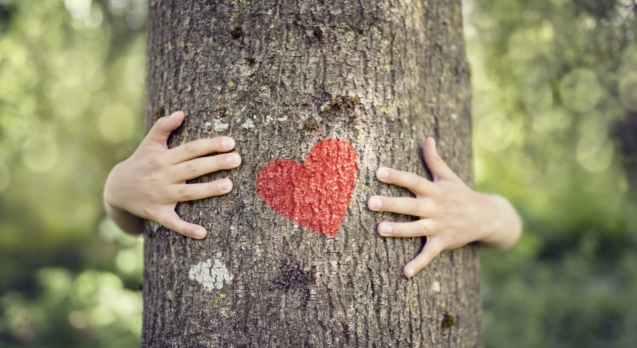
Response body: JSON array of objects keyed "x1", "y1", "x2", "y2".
[
  {"x1": 103, "y1": 111, "x2": 241, "y2": 239},
  {"x1": 368, "y1": 137, "x2": 522, "y2": 278}
]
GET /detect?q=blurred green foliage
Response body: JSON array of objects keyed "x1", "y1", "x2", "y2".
[
  {"x1": 0, "y1": 0, "x2": 146, "y2": 346},
  {"x1": 0, "y1": 0, "x2": 635, "y2": 347},
  {"x1": 466, "y1": 0, "x2": 637, "y2": 346}
]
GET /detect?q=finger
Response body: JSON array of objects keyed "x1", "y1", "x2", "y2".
[
  {"x1": 368, "y1": 196, "x2": 433, "y2": 217},
  {"x1": 158, "y1": 210, "x2": 207, "y2": 239},
  {"x1": 146, "y1": 111, "x2": 185, "y2": 146},
  {"x1": 422, "y1": 137, "x2": 460, "y2": 182},
  {"x1": 168, "y1": 179, "x2": 233, "y2": 202},
  {"x1": 170, "y1": 153, "x2": 241, "y2": 181},
  {"x1": 377, "y1": 219, "x2": 434, "y2": 238},
  {"x1": 376, "y1": 167, "x2": 437, "y2": 196},
  {"x1": 167, "y1": 137, "x2": 236, "y2": 164},
  {"x1": 403, "y1": 238, "x2": 443, "y2": 278}
]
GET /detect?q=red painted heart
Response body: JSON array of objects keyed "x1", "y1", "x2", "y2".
[{"x1": 256, "y1": 138, "x2": 358, "y2": 237}]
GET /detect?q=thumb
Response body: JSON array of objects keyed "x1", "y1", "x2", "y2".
[
  {"x1": 422, "y1": 137, "x2": 459, "y2": 182},
  {"x1": 146, "y1": 111, "x2": 185, "y2": 146}
]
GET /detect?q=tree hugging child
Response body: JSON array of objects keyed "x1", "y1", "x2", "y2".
[{"x1": 104, "y1": 111, "x2": 522, "y2": 278}]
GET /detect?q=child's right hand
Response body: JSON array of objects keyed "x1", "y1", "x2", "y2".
[{"x1": 103, "y1": 111, "x2": 241, "y2": 239}]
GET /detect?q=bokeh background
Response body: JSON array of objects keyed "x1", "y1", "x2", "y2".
[{"x1": 0, "y1": 0, "x2": 636, "y2": 346}]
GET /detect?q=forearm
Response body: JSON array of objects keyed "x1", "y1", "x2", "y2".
[
  {"x1": 479, "y1": 194, "x2": 522, "y2": 250},
  {"x1": 104, "y1": 200, "x2": 145, "y2": 235}
]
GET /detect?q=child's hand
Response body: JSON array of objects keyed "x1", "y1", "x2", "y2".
[
  {"x1": 368, "y1": 137, "x2": 521, "y2": 278},
  {"x1": 103, "y1": 111, "x2": 241, "y2": 239}
]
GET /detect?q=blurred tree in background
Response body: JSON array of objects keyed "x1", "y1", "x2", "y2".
[{"x1": 0, "y1": 0, "x2": 635, "y2": 347}]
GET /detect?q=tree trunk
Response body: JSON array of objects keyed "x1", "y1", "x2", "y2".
[{"x1": 143, "y1": 0, "x2": 479, "y2": 347}]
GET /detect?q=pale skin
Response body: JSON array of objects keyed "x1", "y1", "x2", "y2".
[
  {"x1": 368, "y1": 137, "x2": 522, "y2": 278},
  {"x1": 104, "y1": 111, "x2": 242, "y2": 239},
  {"x1": 104, "y1": 111, "x2": 522, "y2": 277}
]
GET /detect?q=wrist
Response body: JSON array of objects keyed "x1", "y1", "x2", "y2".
[
  {"x1": 103, "y1": 162, "x2": 145, "y2": 235},
  {"x1": 103, "y1": 162, "x2": 125, "y2": 211},
  {"x1": 479, "y1": 194, "x2": 522, "y2": 250},
  {"x1": 477, "y1": 193, "x2": 503, "y2": 249}
]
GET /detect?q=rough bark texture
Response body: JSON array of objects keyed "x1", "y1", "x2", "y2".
[{"x1": 143, "y1": 0, "x2": 479, "y2": 347}]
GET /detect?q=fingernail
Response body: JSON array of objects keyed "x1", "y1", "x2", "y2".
[
  {"x1": 377, "y1": 168, "x2": 389, "y2": 180},
  {"x1": 378, "y1": 223, "x2": 392, "y2": 236},
  {"x1": 222, "y1": 138, "x2": 235, "y2": 150},
  {"x1": 193, "y1": 228, "x2": 207, "y2": 239},
  {"x1": 368, "y1": 197, "x2": 381, "y2": 210},
  {"x1": 227, "y1": 154, "x2": 240, "y2": 165},
  {"x1": 218, "y1": 179, "x2": 232, "y2": 192}
]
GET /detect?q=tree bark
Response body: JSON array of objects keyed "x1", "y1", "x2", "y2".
[{"x1": 143, "y1": 0, "x2": 479, "y2": 347}]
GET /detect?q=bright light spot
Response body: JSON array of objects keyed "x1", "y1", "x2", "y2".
[
  {"x1": 523, "y1": 84, "x2": 553, "y2": 117},
  {"x1": 576, "y1": 117, "x2": 614, "y2": 173},
  {"x1": 4, "y1": 305, "x2": 32, "y2": 335},
  {"x1": 67, "y1": 269, "x2": 142, "y2": 333},
  {"x1": 476, "y1": 114, "x2": 516, "y2": 152},
  {"x1": 68, "y1": 311, "x2": 88, "y2": 329},
  {"x1": 109, "y1": 0, "x2": 130, "y2": 16},
  {"x1": 75, "y1": 270, "x2": 99, "y2": 304},
  {"x1": 37, "y1": 268, "x2": 73, "y2": 299},
  {"x1": 507, "y1": 23, "x2": 554, "y2": 63},
  {"x1": 0, "y1": 160, "x2": 10, "y2": 193},
  {"x1": 474, "y1": 157, "x2": 489, "y2": 183},
  {"x1": 89, "y1": 305, "x2": 117, "y2": 326},
  {"x1": 22, "y1": 134, "x2": 59, "y2": 172},
  {"x1": 533, "y1": 108, "x2": 571, "y2": 134},
  {"x1": 65, "y1": 0, "x2": 92, "y2": 20},
  {"x1": 110, "y1": 0, "x2": 130, "y2": 8},
  {"x1": 98, "y1": 218, "x2": 119, "y2": 243},
  {"x1": 508, "y1": 30, "x2": 536, "y2": 62},
  {"x1": 583, "y1": 16, "x2": 596, "y2": 30},
  {"x1": 576, "y1": 137, "x2": 614, "y2": 173},
  {"x1": 98, "y1": 104, "x2": 135, "y2": 143},
  {"x1": 618, "y1": 72, "x2": 637, "y2": 111},
  {"x1": 84, "y1": 4, "x2": 103, "y2": 29},
  {"x1": 115, "y1": 248, "x2": 141, "y2": 275},
  {"x1": 559, "y1": 69, "x2": 604, "y2": 113}
]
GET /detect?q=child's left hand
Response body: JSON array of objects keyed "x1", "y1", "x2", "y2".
[{"x1": 368, "y1": 137, "x2": 515, "y2": 278}]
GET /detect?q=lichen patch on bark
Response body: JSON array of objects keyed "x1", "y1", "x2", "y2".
[
  {"x1": 188, "y1": 258, "x2": 234, "y2": 291},
  {"x1": 213, "y1": 119, "x2": 229, "y2": 132},
  {"x1": 432, "y1": 280, "x2": 441, "y2": 292},
  {"x1": 241, "y1": 119, "x2": 255, "y2": 129}
]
